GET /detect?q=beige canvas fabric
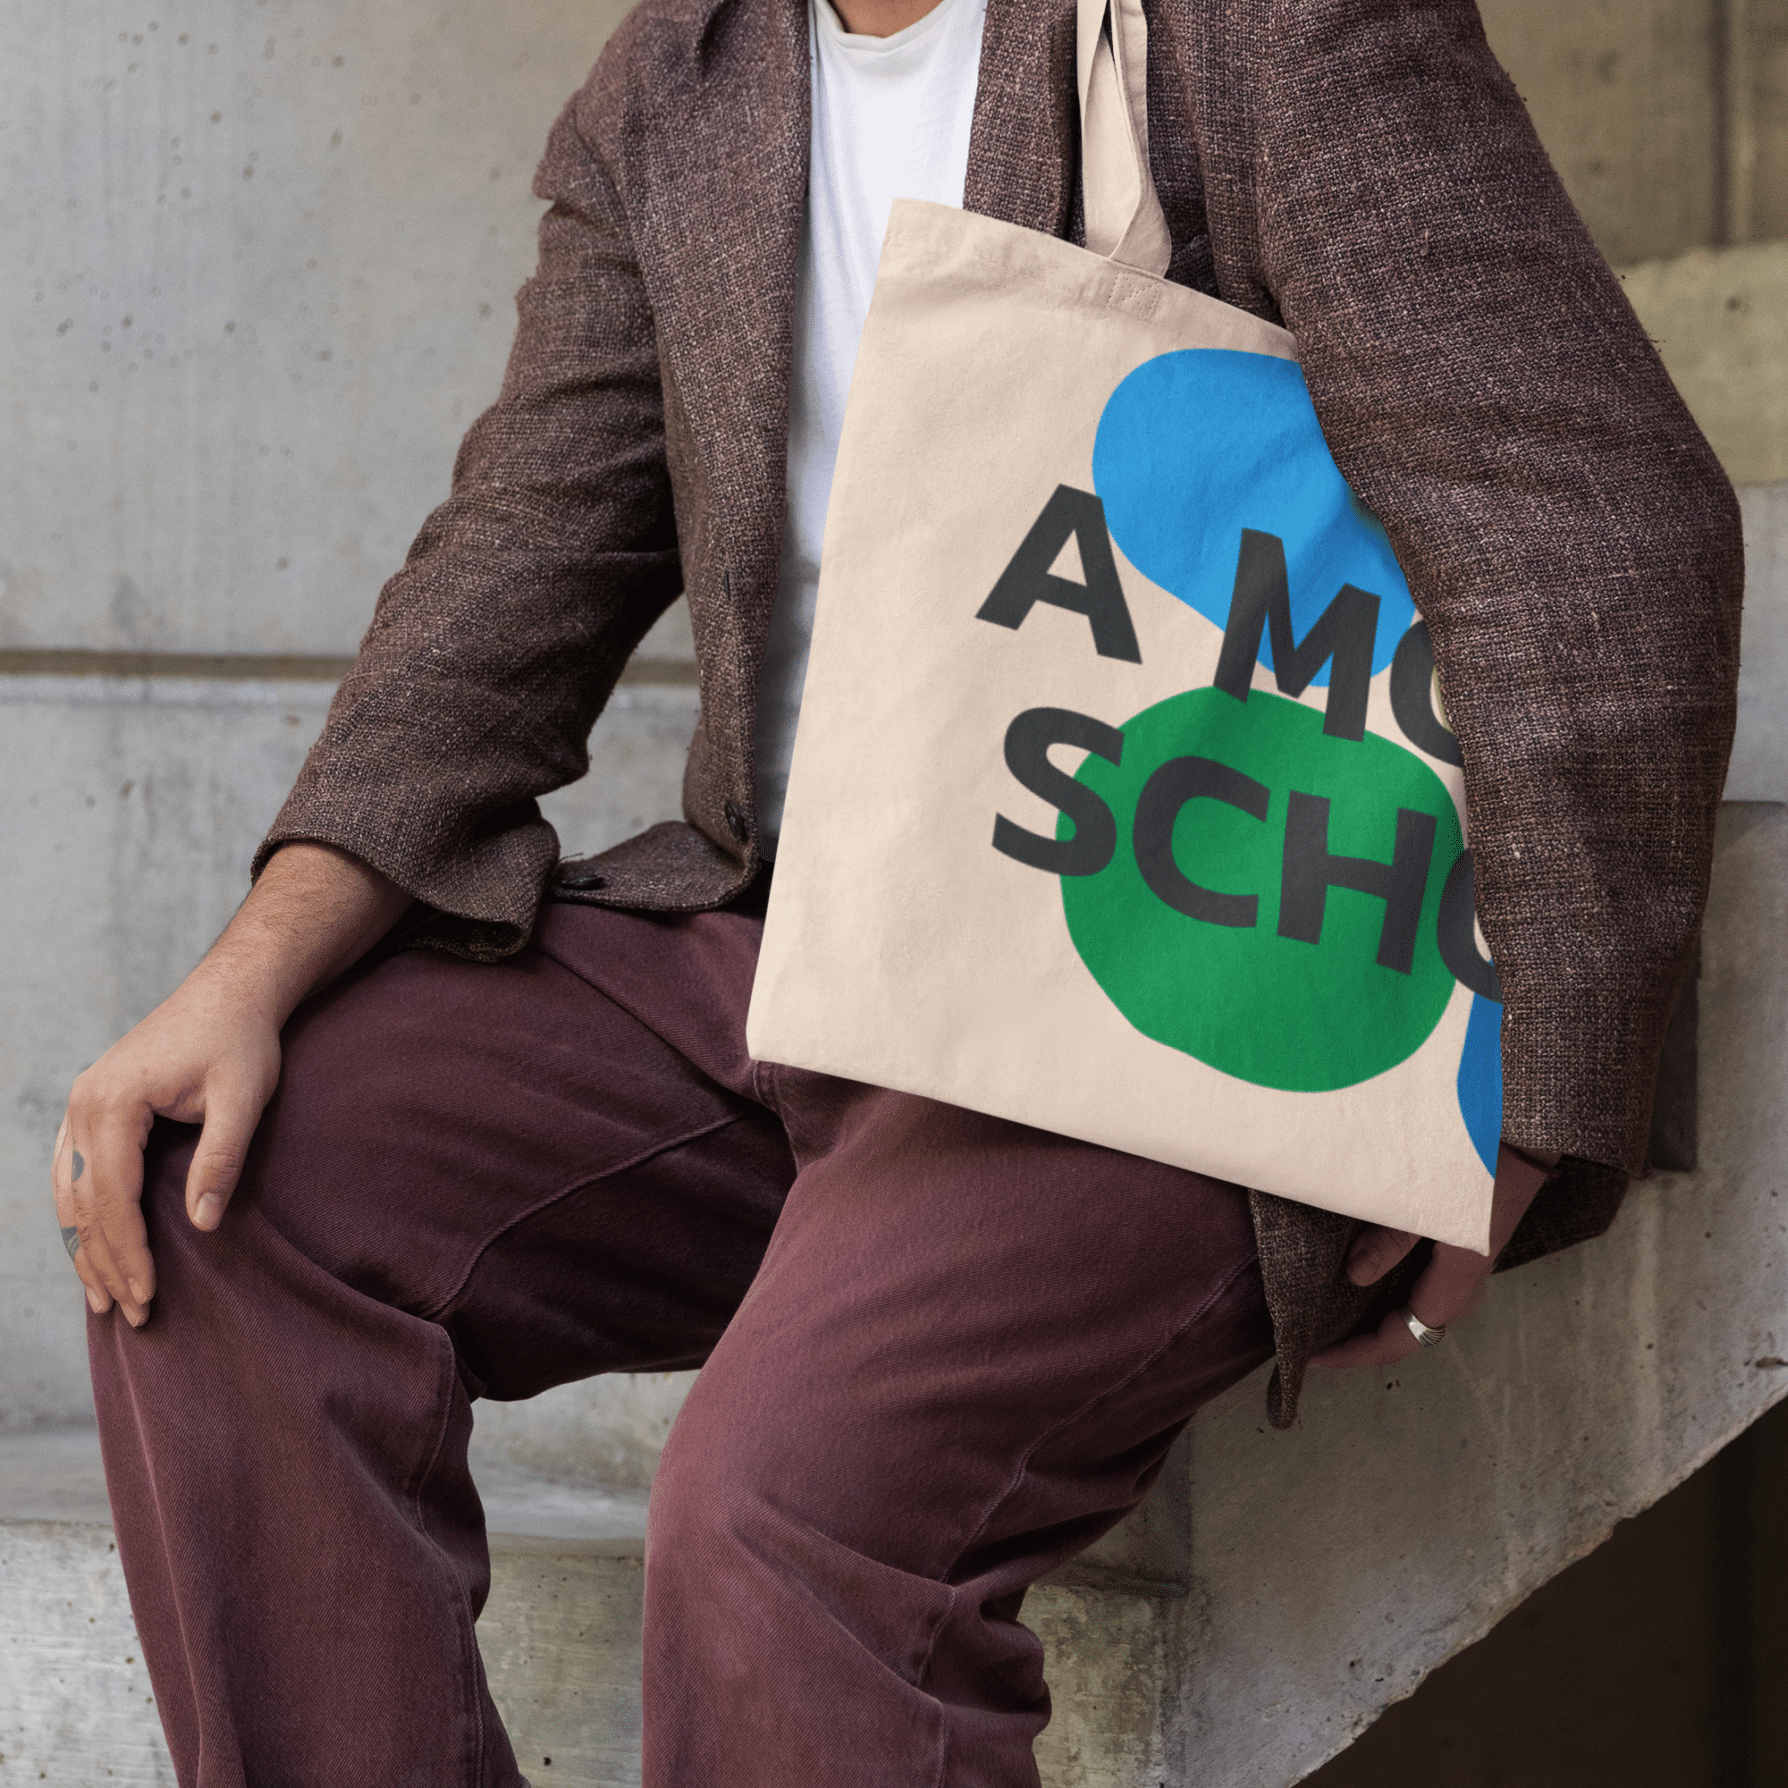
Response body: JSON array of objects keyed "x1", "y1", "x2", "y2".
[{"x1": 748, "y1": 0, "x2": 1499, "y2": 1250}]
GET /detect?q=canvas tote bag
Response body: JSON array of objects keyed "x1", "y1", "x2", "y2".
[{"x1": 746, "y1": 0, "x2": 1505, "y2": 1250}]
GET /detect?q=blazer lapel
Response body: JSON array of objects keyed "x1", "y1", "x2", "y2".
[
  {"x1": 645, "y1": 0, "x2": 1077, "y2": 542},
  {"x1": 631, "y1": 0, "x2": 1077, "y2": 752},
  {"x1": 632, "y1": 0, "x2": 812, "y2": 650}
]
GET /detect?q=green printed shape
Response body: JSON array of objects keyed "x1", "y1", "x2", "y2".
[{"x1": 1062, "y1": 688, "x2": 1462, "y2": 1091}]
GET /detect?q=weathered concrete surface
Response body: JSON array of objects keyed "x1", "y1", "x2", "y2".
[
  {"x1": 1177, "y1": 801, "x2": 1788, "y2": 1786},
  {"x1": 1622, "y1": 243, "x2": 1788, "y2": 485},
  {"x1": 0, "y1": 1430, "x2": 169, "y2": 1786},
  {"x1": 1749, "y1": 7, "x2": 1788, "y2": 243},
  {"x1": 1731, "y1": 484, "x2": 1788, "y2": 799},
  {"x1": 485, "y1": 1552, "x2": 1200, "y2": 1788},
  {"x1": 1029, "y1": 1586, "x2": 1190, "y2": 1788},
  {"x1": 4, "y1": 0, "x2": 1782, "y2": 663},
  {"x1": 0, "y1": 1517, "x2": 172, "y2": 1787},
  {"x1": 1477, "y1": 0, "x2": 1726, "y2": 266},
  {"x1": 1476, "y1": 0, "x2": 1788, "y2": 261},
  {"x1": 3, "y1": 0, "x2": 632, "y2": 655},
  {"x1": 490, "y1": 1548, "x2": 1198, "y2": 1788},
  {"x1": 481, "y1": 1547, "x2": 647, "y2": 1788},
  {"x1": 471, "y1": 1374, "x2": 702, "y2": 1499},
  {"x1": 0, "y1": 677, "x2": 697, "y2": 1431}
]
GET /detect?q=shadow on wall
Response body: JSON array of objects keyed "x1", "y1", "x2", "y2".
[{"x1": 1304, "y1": 1393, "x2": 1788, "y2": 1788}]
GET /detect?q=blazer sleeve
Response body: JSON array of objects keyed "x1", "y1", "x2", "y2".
[
  {"x1": 1212, "y1": 0, "x2": 1744, "y2": 1177},
  {"x1": 253, "y1": 84, "x2": 683, "y2": 960}
]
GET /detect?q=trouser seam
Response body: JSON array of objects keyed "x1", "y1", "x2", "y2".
[
  {"x1": 915, "y1": 1241, "x2": 1264, "y2": 1788},
  {"x1": 410, "y1": 1323, "x2": 487, "y2": 1788},
  {"x1": 94, "y1": 1321, "x2": 213, "y2": 1774},
  {"x1": 532, "y1": 934, "x2": 761, "y2": 1113},
  {"x1": 418, "y1": 1110, "x2": 755, "y2": 1322}
]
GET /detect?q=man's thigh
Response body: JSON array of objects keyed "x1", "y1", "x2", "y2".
[
  {"x1": 658, "y1": 1074, "x2": 1272, "y2": 1580},
  {"x1": 146, "y1": 905, "x2": 795, "y2": 1395},
  {"x1": 638, "y1": 1080, "x2": 1271, "y2": 1786}
]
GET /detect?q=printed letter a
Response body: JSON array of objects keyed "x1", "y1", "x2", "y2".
[{"x1": 977, "y1": 486, "x2": 1142, "y2": 663}]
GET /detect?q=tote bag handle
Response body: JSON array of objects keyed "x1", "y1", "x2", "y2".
[{"x1": 1075, "y1": 0, "x2": 1173, "y2": 278}]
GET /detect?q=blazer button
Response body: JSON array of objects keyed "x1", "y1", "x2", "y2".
[
  {"x1": 557, "y1": 868, "x2": 606, "y2": 890},
  {"x1": 724, "y1": 800, "x2": 749, "y2": 843}
]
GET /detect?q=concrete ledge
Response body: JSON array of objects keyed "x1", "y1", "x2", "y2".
[
  {"x1": 0, "y1": 1430, "x2": 169, "y2": 1787},
  {"x1": 1730, "y1": 483, "x2": 1788, "y2": 802}
]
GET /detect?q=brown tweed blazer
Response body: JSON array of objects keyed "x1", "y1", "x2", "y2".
[{"x1": 260, "y1": 0, "x2": 1744, "y2": 1423}]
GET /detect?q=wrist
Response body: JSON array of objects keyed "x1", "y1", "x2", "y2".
[
  {"x1": 196, "y1": 843, "x2": 411, "y2": 1030},
  {"x1": 186, "y1": 927, "x2": 312, "y2": 1032}
]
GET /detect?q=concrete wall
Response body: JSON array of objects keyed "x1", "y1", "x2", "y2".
[
  {"x1": 0, "y1": 0, "x2": 680, "y2": 1435},
  {"x1": 1478, "y1": 0, "x2": 1788, "y2": 262},
  {"x1": 1621, "y1": 239, "x2": 1788, "y2": 485},
  {"x1": 3, "y1": 0, "x2": 1784, "y2": 662},
  {"x1": 4, "y1": 0, "x2": 632, "y2": 657}
]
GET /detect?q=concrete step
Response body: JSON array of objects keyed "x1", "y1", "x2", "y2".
[{"x1": 0, "y1": 1426, "x2": 1190, "y2": 1788}]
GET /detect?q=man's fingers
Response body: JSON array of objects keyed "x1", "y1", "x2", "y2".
[
  {"x1": 52, "y1": 963, "x2": 286, "y2": 1325},
  {"x1": 61, "y1": 1065, "x2": 158, "y2": 1325},
  {"x1": 1313, "y1": 1238, "x2": 1502, "y2": 1371},
  {"x1": 63, "y1": 1141, "x2": 135, "y2": 1321},
  {"x1": 1310, "y1": 1307, "x2": 1421, "y2": 1370},
  {"x1": 1316, "y1": 1160, "x2": 1544, "y2": 1374},
  {"x1": 51, "y1": 1123, "x2": 112, "y2": 1315},
  {"x1": 82, "y1": 1104, "x2": 155, "y2": 1324},
  {"x1": 1343, "y1": 1223, "x2": 1421, "y2": 1288},
  {"x1": 184, "y1": 1076, "x2": 268, "y2": 1231},
  {"x1": 1406, "y1": 1241, "x2": 1497, "y2": 1331}
]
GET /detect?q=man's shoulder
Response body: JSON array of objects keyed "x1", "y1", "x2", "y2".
[
  {"x1": 566, "y1": 0, "x2": 799, "y2": 154},
  {"x1": 593, "y1": 0, "x2": 717, "y2": 76}
]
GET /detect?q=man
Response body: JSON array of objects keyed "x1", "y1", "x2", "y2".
[{"x1": 53, "y1": 0, "x2": 1740, "y2": 1782}]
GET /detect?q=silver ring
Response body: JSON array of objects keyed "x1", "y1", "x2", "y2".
[{"x1": 1401, "y1": 1307, "x2": 1447, "y2": 1349}]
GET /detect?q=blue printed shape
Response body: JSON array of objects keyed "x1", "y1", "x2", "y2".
[
  {"x1": 1456, "y1": 993, "x2": 1505, "y2": 1175},
  {"x1": 1092, "y1": 350, "x2": 1416, "y2": 682}
]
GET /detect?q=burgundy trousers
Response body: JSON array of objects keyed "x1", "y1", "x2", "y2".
[{"x1": 89, "y1": 894, "x2": 1274, "y2": 1788}]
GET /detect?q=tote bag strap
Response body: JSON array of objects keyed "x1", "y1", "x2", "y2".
[{"x1": 1075, "y1": 0, "x2": 1173, "y2": 278}]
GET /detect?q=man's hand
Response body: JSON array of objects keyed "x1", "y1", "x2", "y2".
[
  {"x1": 53, "y1": 982, "x2": 282, "y2": 1325},
  {"x1": 1309, "y1": 1143, "x2": 1559, "y2": 1370},
  {"x1": 53, "y1": 844, "x2": 412, "y2": 1326}
]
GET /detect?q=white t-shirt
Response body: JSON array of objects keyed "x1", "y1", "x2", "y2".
[{"x1": 753, "y1": 0, "x2": 988, "y2": 858}]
